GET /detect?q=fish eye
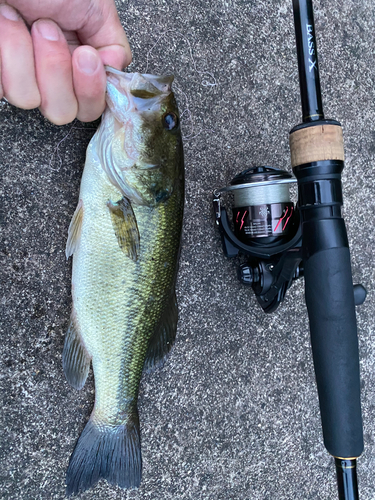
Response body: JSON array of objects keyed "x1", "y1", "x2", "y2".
[{"x1": 162, "y1": 112, "x2": 179, "y2": 131}]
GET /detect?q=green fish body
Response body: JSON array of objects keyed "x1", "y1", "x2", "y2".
[{"x1": 63, "y1": 69, "x2": 184, "y2": 495}]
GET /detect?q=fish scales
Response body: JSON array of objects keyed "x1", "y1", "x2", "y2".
[
  {"x1": 63, "y1": 69, "x2": 184, "y2": 495},
  {"x1": 74, "y1": 147, "x2": 182, "y2": 421}
]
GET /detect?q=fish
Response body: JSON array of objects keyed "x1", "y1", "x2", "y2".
[{"x1": 63, "y1": 68, "x2": 184, "y2": 495}]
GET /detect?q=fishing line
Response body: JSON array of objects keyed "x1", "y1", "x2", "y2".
[
  {"x1": 49, "y1": 120, "x2": 96, "y2": 172},
  {"x1": 172, "y1": 84, "x2": 197, "y2": 140},
  {"x1": 144, "y1": 29, "x2": 217, "y2": 89},
  {"x1": 173, "y1": 82, "x2": 215, "y2": 140},
  {"x1": 233, "y1": 183, "x2": 290, "y2": 207},
  {"x1": 143, "y1": 29, "x2": 217, "y2": 141}
]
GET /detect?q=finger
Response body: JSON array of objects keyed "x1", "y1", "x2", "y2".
[
  {"x1": 31, "y1": 19, "x2": 78, "y2": 125},
  {"x1": 77, "y1": 3, "x2": 132, "y2": 70},
  {"x1": 0, "y1": 52, "x2": 3, "y2": 101},
  {"x1": 0, "y1": 3, "x2": 40, "y2": 109},
  {"x1": 72, "y1": 46, "x2": 106, "y2": 122}
]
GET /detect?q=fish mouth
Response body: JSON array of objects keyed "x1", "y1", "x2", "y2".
[
  {"x1": 104, "y1": 67, "x2": 175, "y2": 116},
  {"x1": 105, "y1": 67, "x2": 174, "y2": 96}
]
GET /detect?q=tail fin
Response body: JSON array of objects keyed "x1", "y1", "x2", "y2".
[{"x1": 66, "y1": 412, "x2": 142, "y2": 496}]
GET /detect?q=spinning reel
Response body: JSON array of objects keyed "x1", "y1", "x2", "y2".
[
  {"x1": 214, "y1": 166, "x2": 366, "y2": 314},
  {"x1": 213, "y1": 166, "x2": 302, "y2": 313}
]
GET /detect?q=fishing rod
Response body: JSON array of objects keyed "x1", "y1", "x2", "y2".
[
  {"x1": 291, "y1": 1, "x2": 363, "y2": 497},
  {"x1": 213, "y1": 0, "x2": 365, "y2": 498}
]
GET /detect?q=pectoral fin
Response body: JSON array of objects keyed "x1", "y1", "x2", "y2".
[
  {"x1": 66, "y1": 200, "x2": 83, "y2": 259},
  {"x1": 143, "y1": 292, "x2": 178, "y2": 372},
  {"x1": 107, "y1": 197, "x2": 140, "y2": 262}
]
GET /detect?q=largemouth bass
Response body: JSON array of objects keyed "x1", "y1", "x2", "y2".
[{"x1": 63, "y1": 68, "x2": 184, "y2": 495}]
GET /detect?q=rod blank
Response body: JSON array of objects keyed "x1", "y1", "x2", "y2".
[{"x1": 292, "y1": 0, "x2": 324, "y2": 122}]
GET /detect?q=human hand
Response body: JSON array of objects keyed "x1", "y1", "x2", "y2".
[{"x1": 0, "y1": 0, "x2": 132, "y2": 124}]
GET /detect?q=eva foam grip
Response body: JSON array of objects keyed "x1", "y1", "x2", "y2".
[{"x1": 303, "y1": 221, "x2": 363, "y2": 459}]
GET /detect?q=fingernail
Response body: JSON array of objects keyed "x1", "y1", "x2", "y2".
[
  {"x1": 77, "y1": 49, "x2": 100, "y2": 75},
  {"x1": 0, "y1": 4, "x2": 19, "y2": 21},
  {"x1": 36, "y1": 20, "x2": 60, "y2": 41}
]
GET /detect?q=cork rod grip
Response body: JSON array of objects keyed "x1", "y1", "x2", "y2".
[{"x1": 289, "y1": 124, "x2": 344, "y2": 168}]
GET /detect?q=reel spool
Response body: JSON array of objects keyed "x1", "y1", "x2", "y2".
[{"x1": 217, "y1": 166, "x2": 298, "y2": 246}]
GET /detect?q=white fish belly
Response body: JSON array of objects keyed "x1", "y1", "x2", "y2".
[{"x1": 71, "y1": 145, "x2": 151, "y2": 422}]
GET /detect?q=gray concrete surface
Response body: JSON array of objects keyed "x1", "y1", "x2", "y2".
[{"x1": 1, "y1": 0, "x2": 375, "y2": 498}]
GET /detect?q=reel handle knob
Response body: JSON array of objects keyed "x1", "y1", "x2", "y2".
[
  {"x1": 238, "y1": 264, "x2": 261, "y2": 287},
  {"x1": 238, "y1": 264, "x2": 254, "y2": 286}
]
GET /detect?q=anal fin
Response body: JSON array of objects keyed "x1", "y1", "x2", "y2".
[
  {"x1": 107, "y1": 197, "x2": 140, "y2": 262},
  {"x1": 144, "y1": 292, "x2": 178, "y2": 372},
  {"x1": 62, "y1": 316, "x2": 91, "y2": 390}
]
